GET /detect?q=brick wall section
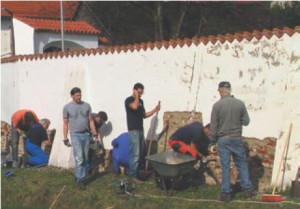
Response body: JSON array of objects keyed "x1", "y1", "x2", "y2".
[
  {"x1": 158, "y1": 111, "x2": 203, "y2": 152},
  {"x1": 158, "y1": 112, "x2": 277, "y2": 192}
]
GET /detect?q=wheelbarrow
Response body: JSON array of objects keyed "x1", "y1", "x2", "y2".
[{"x1": 145, "y1": 150, "x2": 197, "y2": 196}]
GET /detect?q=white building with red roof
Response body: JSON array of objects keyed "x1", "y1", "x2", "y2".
[{"x1": 1, "y1": 1, "x2": 102, "y2": 57}]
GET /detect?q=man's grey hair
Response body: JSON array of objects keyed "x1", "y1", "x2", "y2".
[
  {"x1": 40, "y1": 118, "x2": 51, "y2": 126},
  {"x1": 219, "y1": 87, "x2": 231, "y2": 95}
]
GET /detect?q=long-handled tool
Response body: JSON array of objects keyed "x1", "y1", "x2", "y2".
[
  {"x1": 163, "y1": 117, "x2": 170, "y2": 152},
  {"x1": 138, "y1": 101, "x2": 160, "y2": 180},
  {"x1": 262, "y1": 123, "x2": 293, "y2": 202},
  {"x1": 145, "y1": 101, "x2": 160, "y2": 171}
]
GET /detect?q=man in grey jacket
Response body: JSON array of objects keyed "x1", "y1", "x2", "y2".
[{"x1": 210, "y1": 81, "x2": 256, "y2": 202}]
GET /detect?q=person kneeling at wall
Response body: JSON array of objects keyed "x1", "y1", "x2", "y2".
[
  {"x1": 168, "y1": 122, "x2": 211, "y2": 162},
  {"x1": 25, "y1": 123, "x2": 52, "y2": 167},
  {"x1": 111, "y1": 132, "x2": 130, "y2": 174}
]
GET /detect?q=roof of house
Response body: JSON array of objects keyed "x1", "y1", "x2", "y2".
[
  {"x1": 16, "y1": 17, "x2": 100, "y2": 35},
  {"x1": 1, "y1": 26, "x2": 299, "y2": 64},
  {"x1": 1, "y1": 1, "x2": 79, "y2": 19}
]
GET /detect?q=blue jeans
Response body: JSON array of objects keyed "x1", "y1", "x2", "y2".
[
  {"x1": 25, "y1": 139, "x2": 48, "y2": 166},
  {"x1": 70, "y1": 132, "x2": 91, "y2": 182},
  {"x1": 128, "y1": 130, "x2": 144, "y2": 177},
  {"x1": 218, "y1": 137, "x2": 253, "y2": 193}
]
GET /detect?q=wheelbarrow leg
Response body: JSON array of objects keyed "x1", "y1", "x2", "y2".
[{"x1": 162, "y1": 178, "x2": 175, "y2": 197}]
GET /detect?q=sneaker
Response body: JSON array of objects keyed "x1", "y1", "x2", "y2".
[
  {"x1": 220, "y1": 193, "x2": 232, "y2": 202},
  {"x1": 98, "y1": 165, "x2": 106, "y2": 173},
  {"x1": 77, "y1": 181, "x2": 86, "y2": 190},
  {"x1": 244, "y1": 189, "x2": 257, "y2": 198},
  {"x1": 12, "y1": 161, "x2": 19, "y2": 168}
]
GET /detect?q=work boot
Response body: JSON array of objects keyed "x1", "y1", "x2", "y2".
[
  {"x1": 131, "y1": 177, "x2": 144, "y2": 184},
  {"x1": 22, "y1": 153, "x2": 28, "y2": 168},
  {"x1": 244, "y1": 189, "x2": 257, "y2": 198},
  {"x1": 77, "y1": 181, "x2": 86, "y2": 190},
  {"x1": 12, "y1": 161, "x2": 19, "y2": 168},
  {"x1": 220, "y1": 193, "x2": 232, "y2": 202}
]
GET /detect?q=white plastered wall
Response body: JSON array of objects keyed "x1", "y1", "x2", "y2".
[
  {"x1": 1, "y1": 32, "x2": 299, "y2": 186},
  {"x1": 13, "y1": 19, "x2": 34, "y2": 55}
]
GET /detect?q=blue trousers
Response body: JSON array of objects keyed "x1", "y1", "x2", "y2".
[
  {"x1": 128, "y1": 130, "x2": 145, "y2": 177},
  {"x1": 70, "y1": 132, "x2": 91, "y2": 182},
  {"x1": 25, "y1": 139, "x2": 48, "y2": 166},
  {"x1": 218, "y1": 137, "x2": 253, "y2": 193},
  {"x1": 112, "y1": 149, "x2": 129, "y2": 173}
]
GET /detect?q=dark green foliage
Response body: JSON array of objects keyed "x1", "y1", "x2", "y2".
[{"x1": 77, "y1": 1, "x2": 300, "y2": 45}]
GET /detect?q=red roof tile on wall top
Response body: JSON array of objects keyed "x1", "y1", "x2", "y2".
[
  {"x1": 16, "y1": 17, "x2": 100, "y2": 35},
  {"x1": 1, "y1": 1, "x2": 78, "y2": 19},
  {"x1": 1, "y1": 26, "x2": 299, "y2": 64}
]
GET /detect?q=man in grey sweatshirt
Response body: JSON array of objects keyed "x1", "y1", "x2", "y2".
[{"x1": 210, "y1": 81, "x2": 256, "y2": 202}]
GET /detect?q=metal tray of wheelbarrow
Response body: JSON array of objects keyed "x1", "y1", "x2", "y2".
[{"x1": 145, "y1": 150, "x2": 197, "y2": 178}]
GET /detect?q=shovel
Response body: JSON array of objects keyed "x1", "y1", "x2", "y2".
[
  {"x1": 262, "y1": 123, "x2": 293, "y2": 202},
  {"x1": 138, "y1": 101, "x2": 160, "y2": 180}
]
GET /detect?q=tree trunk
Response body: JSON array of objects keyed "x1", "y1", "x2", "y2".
[
  {"x1": 170, "y1": 2, "x2": 190, "y2": 39},
  {"x1": 154, "y1": 2, "x2": 163, "y2": 41},
  {"x1": 195, "y1": 3, "x2": 207, "y2": 36}
]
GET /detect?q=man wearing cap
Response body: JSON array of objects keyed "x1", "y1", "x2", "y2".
[{"x1": 210, "y1": 81, "x2": 256, "y2": 202}]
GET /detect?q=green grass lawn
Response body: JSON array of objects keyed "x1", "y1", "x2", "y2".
[{"x1": 1, "y1": 167, "x2": 300, "y2": 209}]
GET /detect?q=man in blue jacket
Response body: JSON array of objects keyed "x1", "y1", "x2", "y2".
[
  {"x1": 111, "y1": 132, "x2": 130, "y2": 174},
  {"x1": 25, "y1": 122, "x2": 51, "y2": 166}
]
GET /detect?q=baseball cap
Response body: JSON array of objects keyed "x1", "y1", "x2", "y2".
[{"x1": 218, "y1": 81, "x2": 231, "y2": 90}]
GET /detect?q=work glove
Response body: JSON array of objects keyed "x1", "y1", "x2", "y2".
[
  {"x1": 194, "y1": 160, "x2": 201, "y2": 170},
  {"x1": 20, "y1": 132, "x2": 27, "y2": 139},
  {"x1": 63, "y1": 138, "x2": 72, "y2": 147},
  {"x1": 201, "y1": 156, "x2": 208, "y2": 164}
]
